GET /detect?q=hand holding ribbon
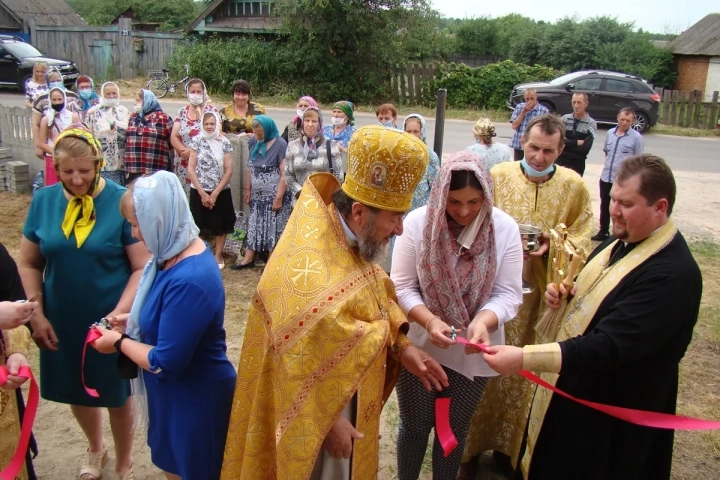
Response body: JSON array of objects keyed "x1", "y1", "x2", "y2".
[{"x1": 0, "y1": 365, "x2": 38, "y2": 480}]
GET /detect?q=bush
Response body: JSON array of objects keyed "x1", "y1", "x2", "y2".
[{"x1": 425, "y1": 60, "x2": 559, "y2": 109}]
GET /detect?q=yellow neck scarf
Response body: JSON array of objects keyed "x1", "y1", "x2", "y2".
[{"x1": 54, "y1": 127, "x2": 106, "y2": 248}]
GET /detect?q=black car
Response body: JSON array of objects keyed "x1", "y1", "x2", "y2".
[
  {"x1": 507, "y1": 70, "x2": 661, "y2": 132},
  {"x1": 0, "y1": 36, "x2": 79, "y2": 92}
]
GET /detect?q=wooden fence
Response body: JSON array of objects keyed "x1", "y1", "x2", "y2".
[
  {"x1": 392, "y1": 63, "x2": 437, "y2": 105},
  {"x1": 0, "y1": 105, "x2": 43, "y2": 176},
  {"x1": 27, "y1": 18, "x2": 185, "y2": 81},
  {"x1": 655, "y1": 88, "x2": 719, "y2": 129}
]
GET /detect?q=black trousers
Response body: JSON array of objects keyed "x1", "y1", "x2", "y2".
[
  {"x1": 598, "y1": 180, "x2": 613, "y2": 234},
  {"x1": 514, "y1": 149, "x2": 524, "y2": 161}
]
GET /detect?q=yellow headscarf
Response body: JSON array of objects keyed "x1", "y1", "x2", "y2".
[{"x1": 54, "y1": 126, "x2": 106, "y2": 248}]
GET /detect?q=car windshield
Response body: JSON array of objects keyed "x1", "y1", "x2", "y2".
[
  {"x1": 548, "y1": 72, "x2": 586, "y2": 86},
  {"x1": 3, "y1": 42, "x2": 44, "y2": 58}
]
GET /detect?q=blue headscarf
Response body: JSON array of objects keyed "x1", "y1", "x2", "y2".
[
  {"x1": 250, "y1": 114, "x2": 280, "y2": 160},
  {"x1": 75, "y1": 75, "x2": 100, "y2": 111},
  {"x1": 132, "y1": 89, "x2": 163, "y2": 126},
  {"x1": 126, "y1": 171, "x2": 199, "y2": 341}
]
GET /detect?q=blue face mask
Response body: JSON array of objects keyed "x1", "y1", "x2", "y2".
[
  {"x1": 521, "y1": 158, "x2": 555, "y2": 177},
  {"x1": 49, "y1": 81, "x2": 63, "y2": 90},
  {"x1": 379, "y1": 120, "x2": 393, "y2": 128},
  {"x1": 79, "y1": 90, "x2": 94, "y2": 100}
]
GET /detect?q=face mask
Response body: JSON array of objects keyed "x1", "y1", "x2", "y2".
[
  {"x1": 134, "y1": 104, "x2": 143, "y2": 113},
  {"x1": 79, "y1": 90, "x2": 94, "y2": 100},
  {"x1": 521, "y1": 158, "x2": 555, "y2": 177},
  {"x1": 102, "y1": 98, "x2": 119, "y2": 108},
  {"x1": 331, "y1": 117, "x2": 346, "y2": 126},
  {"x1": 188, "y1": 94, "x2": 204, "y2": 106},
  {"x1": 379, "y1": 120, "x2": 393, "y2": 128},
  {"x1": 296, "y1": 109, "x2": 305, "y2": 118},
  {"x1": 51, "y1": 103, "x2": 64, "y2": 112},
  {"x1": 49, "y1": 81, "x2": 63, "y2": 90}
]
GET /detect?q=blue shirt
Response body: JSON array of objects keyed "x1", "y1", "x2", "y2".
[
  {"x1": 509, "y1": 103, "x2": 550, "y2": 149},
  {"x1": 323, "y1": 124, "x2": 356, "y2": 148},
  {"x1": 601, "y1": 127, "x2": 644, "y2": 183}
]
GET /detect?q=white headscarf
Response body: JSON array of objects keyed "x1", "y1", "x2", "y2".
[
  {"x1": 200, "y1": 111, "x2": 225, "y2": 170},
  {"x1": 46, "y1": 87, "x2": 71, "y2": 128}
]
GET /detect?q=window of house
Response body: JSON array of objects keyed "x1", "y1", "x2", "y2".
[{"x1": 230, "y1": 0, "x2": 272, "y2": 16}]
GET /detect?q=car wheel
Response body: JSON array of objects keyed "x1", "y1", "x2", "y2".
[
  {"x1": 632, "y1": 112, "x2": 649, "y2": 133},
  {"x1": 18, "y1": 74, "x2": 32, "y2": 93},
  {"x1": 539, "y1": 100, "x2": 554, "y2": 113}
]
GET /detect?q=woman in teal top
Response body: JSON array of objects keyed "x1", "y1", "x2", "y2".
[{"x1": 19, "y1": 126, "x2": 149, "y2": 480}]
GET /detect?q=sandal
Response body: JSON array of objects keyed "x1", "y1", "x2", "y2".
[
  {"x1": 117, "y1": 465, "x2": 134, "y2": 480},
  {"x1": 79, "y1": 444, "x2": 109, "y2": 480}
]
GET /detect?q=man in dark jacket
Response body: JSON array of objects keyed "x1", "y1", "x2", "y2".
[{"x1": 555, "y1": 92, "x2": 597, "y2": 176}]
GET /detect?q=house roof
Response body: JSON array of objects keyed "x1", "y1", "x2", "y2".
[
  {"x1": 671, "y1": 13, "x2": 720, "y2": 56},
  {"x1": 0, "y1": 0, "x2": 87, "y2": 27},
  {"x1": 184, "y1": 0, "x2": 280, "y2": 34}
]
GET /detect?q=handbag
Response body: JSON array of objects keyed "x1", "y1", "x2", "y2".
[{"x1": 223, "y1": 211, "x2": 247, "y2": 256}]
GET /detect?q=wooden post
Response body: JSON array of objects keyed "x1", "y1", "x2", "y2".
[
  {"x1": 701, "y1": 103, "x2": 710, "y2": 129},
  {"x1": 399, "y1": 64, "x2": 407, "y2": 105},
  {"x1": 413, "y1": 63, "x2": 421, "y2": 104},
  {"x1": 683, "y1": 90, "x2": 693, "y2": 128},
  {"x1": 118, "y1": 18, "x2": 133, "y2": 79},
  {"x1": 662, "y1": 89, "x2": 671, "y2": 124},
  {"x1": 669, "y1": 90, "x2": 677, "y2": 125},
  {"x1": 27, "y1": 18, "x2": 36, "y2": 43},
  {"x1": 709, "y1": 91, "x2": 719, "y2": 130},
  {"x1": 692, "y1": 90, "x2": 702, "y2": 129},
  {"x1": 679, "y1": 91, "x2": 688, "y2": 126},
  {"x1": 407, "y1": 64, "x2": 415, "y2": 105}
]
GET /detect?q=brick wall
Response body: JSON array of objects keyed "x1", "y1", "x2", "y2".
[{"x1": 674, "y1": 55, "x2": 710, "y2": 92}]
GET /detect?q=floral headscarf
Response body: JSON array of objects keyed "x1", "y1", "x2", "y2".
[
  {"x1": 53, "y1": 126, "x2": 106, "y2": 248},
  {"x1": 301, "y1": 107, "x2": 325, "y2": 161},
  {"x1": 293, "y1": 96, "x2": 318, "y2": 123},
  {"x1": 333, "y1": 101, "x2": 355, "y2": 126},
  {"x1": 418, "y1": 151, "x2": 497, "y2": 328},
  {"x1": 200, "y1": 111, "x2": 225, "y2": 170}
]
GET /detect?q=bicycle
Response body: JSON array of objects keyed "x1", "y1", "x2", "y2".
[{"x1": 146, "y1": 63, "x2": 190, "y2": 99}]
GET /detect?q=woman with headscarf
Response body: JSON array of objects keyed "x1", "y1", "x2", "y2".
[
  {"x1": 281, "y1": 95, "x2": 316, "y2": 143},
  {"x1": 75, "y1": 75, "x2": 100, "y2": 122},
  {"x1": 124, "y1": 89, "x2": 173, "y2": 185},
  {"x1": 85, "y1": 82, "x2": 130, "y2": 186},
  {"x1": 403, "y1": 113, "x2": 441, "y2": 210},
  {"x1": 390, "y1": 151, "x2": 523, "y2": 480},
  {"x1": 187, "y1": 111, "x2": 235, "y2": 269},
  {"x1": 90, "y1": 171, "x2": 236, "y2": 480},
  {"x1": 284, "y1": 107, "x2": 343, "y2": 200},
  {"x1": 171, "y1": 78, "x2": 219, "y2": 197},
  {"x1": 35, "y1": 87, "x2": 80, "y2": 186},
  {"x1": 31, "y1": 69, "x2": 79, "y2": 162},
  {"x1": 466, "y1": 118, "x2": 513, "y2": 169},
  {"x1": 24, "y1": 61, "x2": 48, "y2": 108},
  {"x1": 231, "y1": 114, "x2": 291, "y2": 270},
  {"x1": 220, "y1": 79, "x2": 266, "y2": 135},
  {"x1": 323, "y1": 100, "x2": 356, "y2": 149},
  {"x1": 19, "y1": 127, "x2": 150, "y2": 480}
]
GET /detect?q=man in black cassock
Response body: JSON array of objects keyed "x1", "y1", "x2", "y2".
[{"x1": 482, "y1": 153, "x2": 703, "y2": 480}]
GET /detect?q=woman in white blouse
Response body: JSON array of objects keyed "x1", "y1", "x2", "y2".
[{"x1": 390, "y1": 150, "x2": 523, "y2": 480}]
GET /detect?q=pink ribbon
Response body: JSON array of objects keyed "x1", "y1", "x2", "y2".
[
  {"x1": 434, "y1": 398, "x2": 457, "y2": 457},
  {"x1": 0, "y1": 365, "x2": 38, "y2": 480},
  {"x1": 82, "y1": 328, "x2": 103, "y2": 398},
  {"x1": 434, "y1": 338, "x2": 720, "y2": 457}
]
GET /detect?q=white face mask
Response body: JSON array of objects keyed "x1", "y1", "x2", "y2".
[
  {"x1": 296, "y1": 109, "x2": 305, "y2": 118},
  {"x1": 331, "y1": 116, "x2": 346, "y2": 126},
  {"x1": 188, "y1": 93, "x2": 204, "y2": 106},
  {"x1": 134, "y1": 104, "x2": 142, "y2": 113},
  {"x1": 102, "y1": 98, "x2": 119, "y2": 108}
]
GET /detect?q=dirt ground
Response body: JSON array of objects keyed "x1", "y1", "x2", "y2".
[{"x1": 0, "y1": 160, "x2": 719, "y2": 480}]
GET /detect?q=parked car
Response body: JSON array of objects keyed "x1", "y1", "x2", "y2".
[
  {"x1": 0, "y1": 36, "x2": 79, "y2": 92},
  {"x1": 507, "y1": 70, "x2": 661, "y2": 132}
]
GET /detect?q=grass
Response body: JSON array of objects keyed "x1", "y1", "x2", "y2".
[
  {"x1": 652, "y1": 124, "x2": 720, "y2": 138},
  {"x1": 1, "y1": 190, "x2": 719, "y2": 479}
]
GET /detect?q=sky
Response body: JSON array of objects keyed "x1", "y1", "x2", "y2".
[{"x1": 432, "y1": 1, "x2": 717, "y2": 34}]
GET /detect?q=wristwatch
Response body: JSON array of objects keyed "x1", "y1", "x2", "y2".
[{"x1": 113, "y1": 334, "x2": 131, "y2": 352}]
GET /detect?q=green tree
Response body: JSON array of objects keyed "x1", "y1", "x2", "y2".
[
  {"x1": 67, "y1": 0, "x2": 201, "y2": 31},
  {"x1": 455, "y1": 17, "x2": 498, "y2": 56}
]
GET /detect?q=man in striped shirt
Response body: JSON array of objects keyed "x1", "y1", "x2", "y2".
[
  {"x1": 510, "y1": 89, "x2": 549, "y2": 160},
  {"x1": 555, "y1": 93, "x2": 597, "y2": 177}
]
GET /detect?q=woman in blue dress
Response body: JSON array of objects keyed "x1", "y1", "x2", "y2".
[
  {"x1": 91, "y1": 171, "x2": 237, "y2": 480},
  {"x1": 19, "y1": 126, "x2": 149, "y2": 480},
  {"x1": 231, "y1": 114, "x2": 292, "y2": 269},
  {"x1": 403, "y1": 113, "x2": 441, "y2": 210}
]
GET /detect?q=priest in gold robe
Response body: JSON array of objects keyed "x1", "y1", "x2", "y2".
[
  {"x1": 483, "y1": 154, "x2": 702, "y2": 479},
  {"x1": 461, "y1": 114, "x2": 593, "y2": 477},
  {"x1": 220, "y1": 126, "x2": 449, "y2": 480}
]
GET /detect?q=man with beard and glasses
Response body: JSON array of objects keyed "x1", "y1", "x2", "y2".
[{"x1": 220, "y1": 126, "x2": 448, "y2": 480}]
